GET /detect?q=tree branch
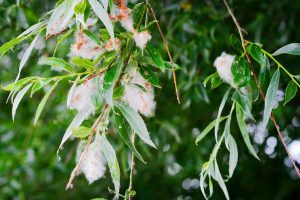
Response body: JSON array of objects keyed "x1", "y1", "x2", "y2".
[
  {"x1": 66, "y1": 104, "x2": 109, "y2": 190},
  {"x1": 223, "y1": 0, "x2": 300, "y2": 177},
  {"x1": 147, "y1": 2, "x2": 181, "y2": 104}
]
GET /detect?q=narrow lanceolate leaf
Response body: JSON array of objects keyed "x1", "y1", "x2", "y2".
[
  {"x1": 0, "y1": 36, "x2": 26, "y2": 56},
  {"x1": 212, "y1": 161, "x2": 230, "y2": 200},
  {"x1": 225, "y1": 133, "x2": 238, "y2": 178},
  {"x1": 116, "y1": 102, "x2": 156, "y2": 148},
  {"x1": 67, "y1": 76, "x2": 80, "y2": 107},
  {"x1": 284, "y1": 81, "x2": 297, "y2": 105},
  {"x1": 99, "y1": 135, "x2": 120, "y2": 199},
  {"x1": 83, "y1": 29, "x2": 101, "y2": 45},
  {"x1": 273, "y1": 43, "x2": 300, "y2": 56},
  {"x1": 262, "y1": 69, "x2": 280, "y2": 130},
  {"x1": 247, "y1": 44, "x2": 265, "y2": 65},
  {"x1": 236, "y1": 105, "x2": 259, "y2": 160},
  {"x1": 19, "y1": 21, "x2": 46, "y2": 37},
  {"x1": 214, "y1": 88, "x2": 231, "y2": 141},
  {"x1": 232, "y1": 91, "x2": 255, "y2": 121},
  {"x1": 12, "y1": 83, "x2": 33, "y2": 121},
  {"x1": 61, "y1": 0, "x2": 80, "y2": 28},
  {"x1": 34, "y1": 80, "x2": 60, "y2": 125},
  {"x1": 15, "y1": 34, "x2": 40, "y2": 81},
  {"x1": 58, "y1": 106, "x2": 94, "y2": 152},
  {"x1": 259, "y1": 56, "x2": 270, "y2": 92},
  {"x1": 39, "y1": 57, "x2": 73, "y2": 72},
  {"x1": 103, "y1": 62, "x2": 122, "y2": 106},
  {"x1": 146, "y1": 45, "x2": 165, "y2": 72},
  {"x1": 231, "y1": 56, "x2": 250, "y2": 87},
  {"x1": 114, "y1": 108, "x2": 145, "y2": 163},
  {"x1": 138, "y1": 65, "x2": 160, "y2": 88},
  {"x1": 71, "y1": 56, "x2": 95, "y2": 70},
  {"x1": 195, "y1": 116, "x2": 227, "y2": 145},
  {"x1": 88, "y1": 0, "x2": 114, "y2": 42}
]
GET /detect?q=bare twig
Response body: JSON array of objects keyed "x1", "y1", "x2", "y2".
[
  {"x1": 128, "y1": 132, "x2": 136, "y2": 200},
  {"x1": 66, "y1": 105, "x2": 109, "y2": 190},
  {"x1": 147, "y1": 2, "x2": 181, "y2": 104},
  {"x1": 223, "y1": 0, "x2": 300, "y2": 177}
]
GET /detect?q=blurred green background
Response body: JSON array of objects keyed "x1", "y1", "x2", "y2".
[{"x1": 1, "y1": 0, "x2": 300, "y2": 199}]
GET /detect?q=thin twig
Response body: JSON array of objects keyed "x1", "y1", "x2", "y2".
[
  {"x1": 147, "y1": 2, "x2": 181, "y2": 104},
  {"x1": 128, "y1": 132, "x2": 136, "y2": 200},
  {"x1": 66, "y1": 105, "x2": 109, "y2": 190},
  {"x1": 223, "y1": 0, "x2": 300, "y2": 177}
]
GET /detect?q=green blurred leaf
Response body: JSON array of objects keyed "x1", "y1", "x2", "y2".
[
  {"x1": 72, "y1": 126, "x2": 92, "y2": 138},
  {"x1": 262, "y1": 69, "x2": 280, "y2": 130},
  {"x1": 273, "y1": 43, "x2": 300, "y2": 56},
  {"x1": 146, "y1": 45, "x2": 165, "y2": 72},
  {"x1": 71, "y1": 56, "x2": 95, "y2": 70},
  {"x1": 284, "y1": 81, "x2": 297, "y2": 105},
  {"x1": 231, "y1": 56, "x2": 250, "y2": 87},
  {"x1": 39, "y1": 57, "x2": 73, "y2": 72},
  {"x1": 138, "y1": 65, "x2": 160, "y2": 88}
]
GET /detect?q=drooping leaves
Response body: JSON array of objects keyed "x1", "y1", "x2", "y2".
[
  {"x1": 236, "y1": 105, "x2": 259, "y2": 159},
  {"x1": 99, "y1": 135, "x2": 120, "y2": 199},
  {"x1": 116, "y1": 102, "x2": 156, "y2": 148},
  {"x1": 146, "y1": 45, "x2": 165, "y2": 72},
  {"x1": 262, "y1": 69, "x2": 280, "y2": 130},
  {"x1": 114, "y1": 107, "x2": 145, "y2": 163}
]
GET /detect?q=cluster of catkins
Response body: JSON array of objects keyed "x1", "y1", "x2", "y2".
[
  {"x1": 213, "y1": 52, "x2": 236, "y2": 88},
  {"x1": 51, "y1": 1, "x2": 155, "y2": 184}
]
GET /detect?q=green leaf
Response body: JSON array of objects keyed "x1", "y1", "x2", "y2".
[
  {"x1": 273, "y1": 43, "x2": 300, "y2": 56},
  {"x1": 88, "y1": 0, "x2": 115, "y2": 42},
  {"x1": 138, "y1": 65, "x2": 160, "y2": 88},
  {"x1": 114, "y1": 108, "x2": 145, "y2": 163},
  {"x1": 39, "y1": 57, "x2": 73, "y2": 72},
  {"x1": 259, "y1": 56, "x2": 270, "y2": 92},
  {"x1": 232, "y1": 91, "x2": 255, "y2": 121},
  {"x1": 231, "y1": 56, "x2": 250, "y2": 87},
  {"x1": 230, "y1": 34, "x2": 243, "y2": 52},
  {"x1": 214, "y1": 88, "x2": 231, "y2": 141},
  {"x1": 146, "y1": 45, "x2": 165, "y2": 72},
  {"x1": 83, "y1": 29, "x2": 101, "y2": 45},
  {"x1": 132, "y1": 2, "x2": 146, "y2": 28},
  {"x1": 99, "y1": 135, "x2": 120, "y2": 199},
  {"x1": 103, "y1": 62, "x2": 122, "y2": 106},
  {"x1": 195, "y1": 116, "x2": 227, "y2": 144},
  {"x1": 113, "y1": 86, "x2": 124, "y2": 99},
  {"x1": 12, "y1": 83, "x2": 33, "y2": 121},
  {"x1": 74, "y1": 0, "x2": 87, "y2": 14},
  {"x1": 34, "y1": 80, "x2": 60, "y2": 125},
  {"x1": 71, "y1": 56, "x2": 95, "y2": 70},
  {"x1": 211, "y1": 160, "x2": 230, "y2": 200},
  {"x1": 72, "y1": 126, "x2": 92, "y2": 138},
  {"x1": 30, "y1": 79, "x2": 52, "y2": 97},
  {"x1": 284, "y1": 81, "x2": 297, "y2": 105},
  {"x1": 225, "y1": 133, "x2": 238, "y2": 178},
  {"x1": 236, "y1": 105, "x2": 259, "y2": 159},
  {"x1": 16, "y1": 34, "x2": 40, "y2": 81},
  {"x1": 262, "y1": 69, "x2": 280, "y2": 130},
  {"x1": 247, "y1": 44, "x2": 265, "y2": 65},
  {"x1": 0, "y1": 36, "x2": 26, "y2": 56},
  {"x1": 116, "y1": 102, "x2": 156, "y2": 148},
  {"x1": 163, "y1": 61, "x2": 182, "y2": 70}
]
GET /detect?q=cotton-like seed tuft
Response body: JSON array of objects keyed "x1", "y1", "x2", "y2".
[
  {"x1": 213, "y1": 52, "x2": 235, "y2": 87},
  {"x1": 76, "y1": 139, "x2": 106, "y2": 184},
  {"x1": 71, "y1": 31, "x2": 103, "y2": 59},
  {"x1": 48, "y1": 17, "x2": 68, "y2": 36},
  {"x1": 122, "y1": 69, "x2": 156, "y2": 117},
  {"x1": 133, "y1": 31, "x2": 152, "y2": 49},
  {"x1": 69, "y1": 78, "x2": 100, "y2": 112}
]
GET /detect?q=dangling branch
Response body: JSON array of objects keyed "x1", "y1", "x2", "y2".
[
  {"x1": 223, "y1": 0, "x2": 300, "y2": 177},
  {"x1": 128, "y1": 132, "x2": 136, "y2": 200},
  {"x1": 147, "y1": 2, "x2": 181, "y2": 104},
  {"x1": 66, "y1": 105, "x2": 109, "y2": 190}
]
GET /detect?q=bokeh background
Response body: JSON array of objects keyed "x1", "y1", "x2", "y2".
[{"x1": 1, "y1": 0, "x2": 300, "y2": 199}]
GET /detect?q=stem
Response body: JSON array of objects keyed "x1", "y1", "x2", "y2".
[
  {"x1": 147, "y1": 2, "x2": 181, "y2": 104},
  {"x1": 223, "y1": 0, "x2": 300, "y2": 177},
  {"x1": 262, "y1": 49, "x2": 300, "y2": 88},
  {"x1": 66, "y1": 105, "x2": 109, "y2": 190},
  {"x1": 128, "y1": 133, "x2": 136, "y2": 200}
]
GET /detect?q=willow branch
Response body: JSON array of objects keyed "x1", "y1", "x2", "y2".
[
  {"x1": 147, "y1": 2, "x2": 181, "y2": 104},
  {"x1": 66, "y1": 104, "x2": 109, "y2": 190},
  {"x1": 128, "y1": 132, "x2": 136, "y2": 200},
  {"x1": 223, "y1": 0, "x2": 300, "y2": 177}
]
